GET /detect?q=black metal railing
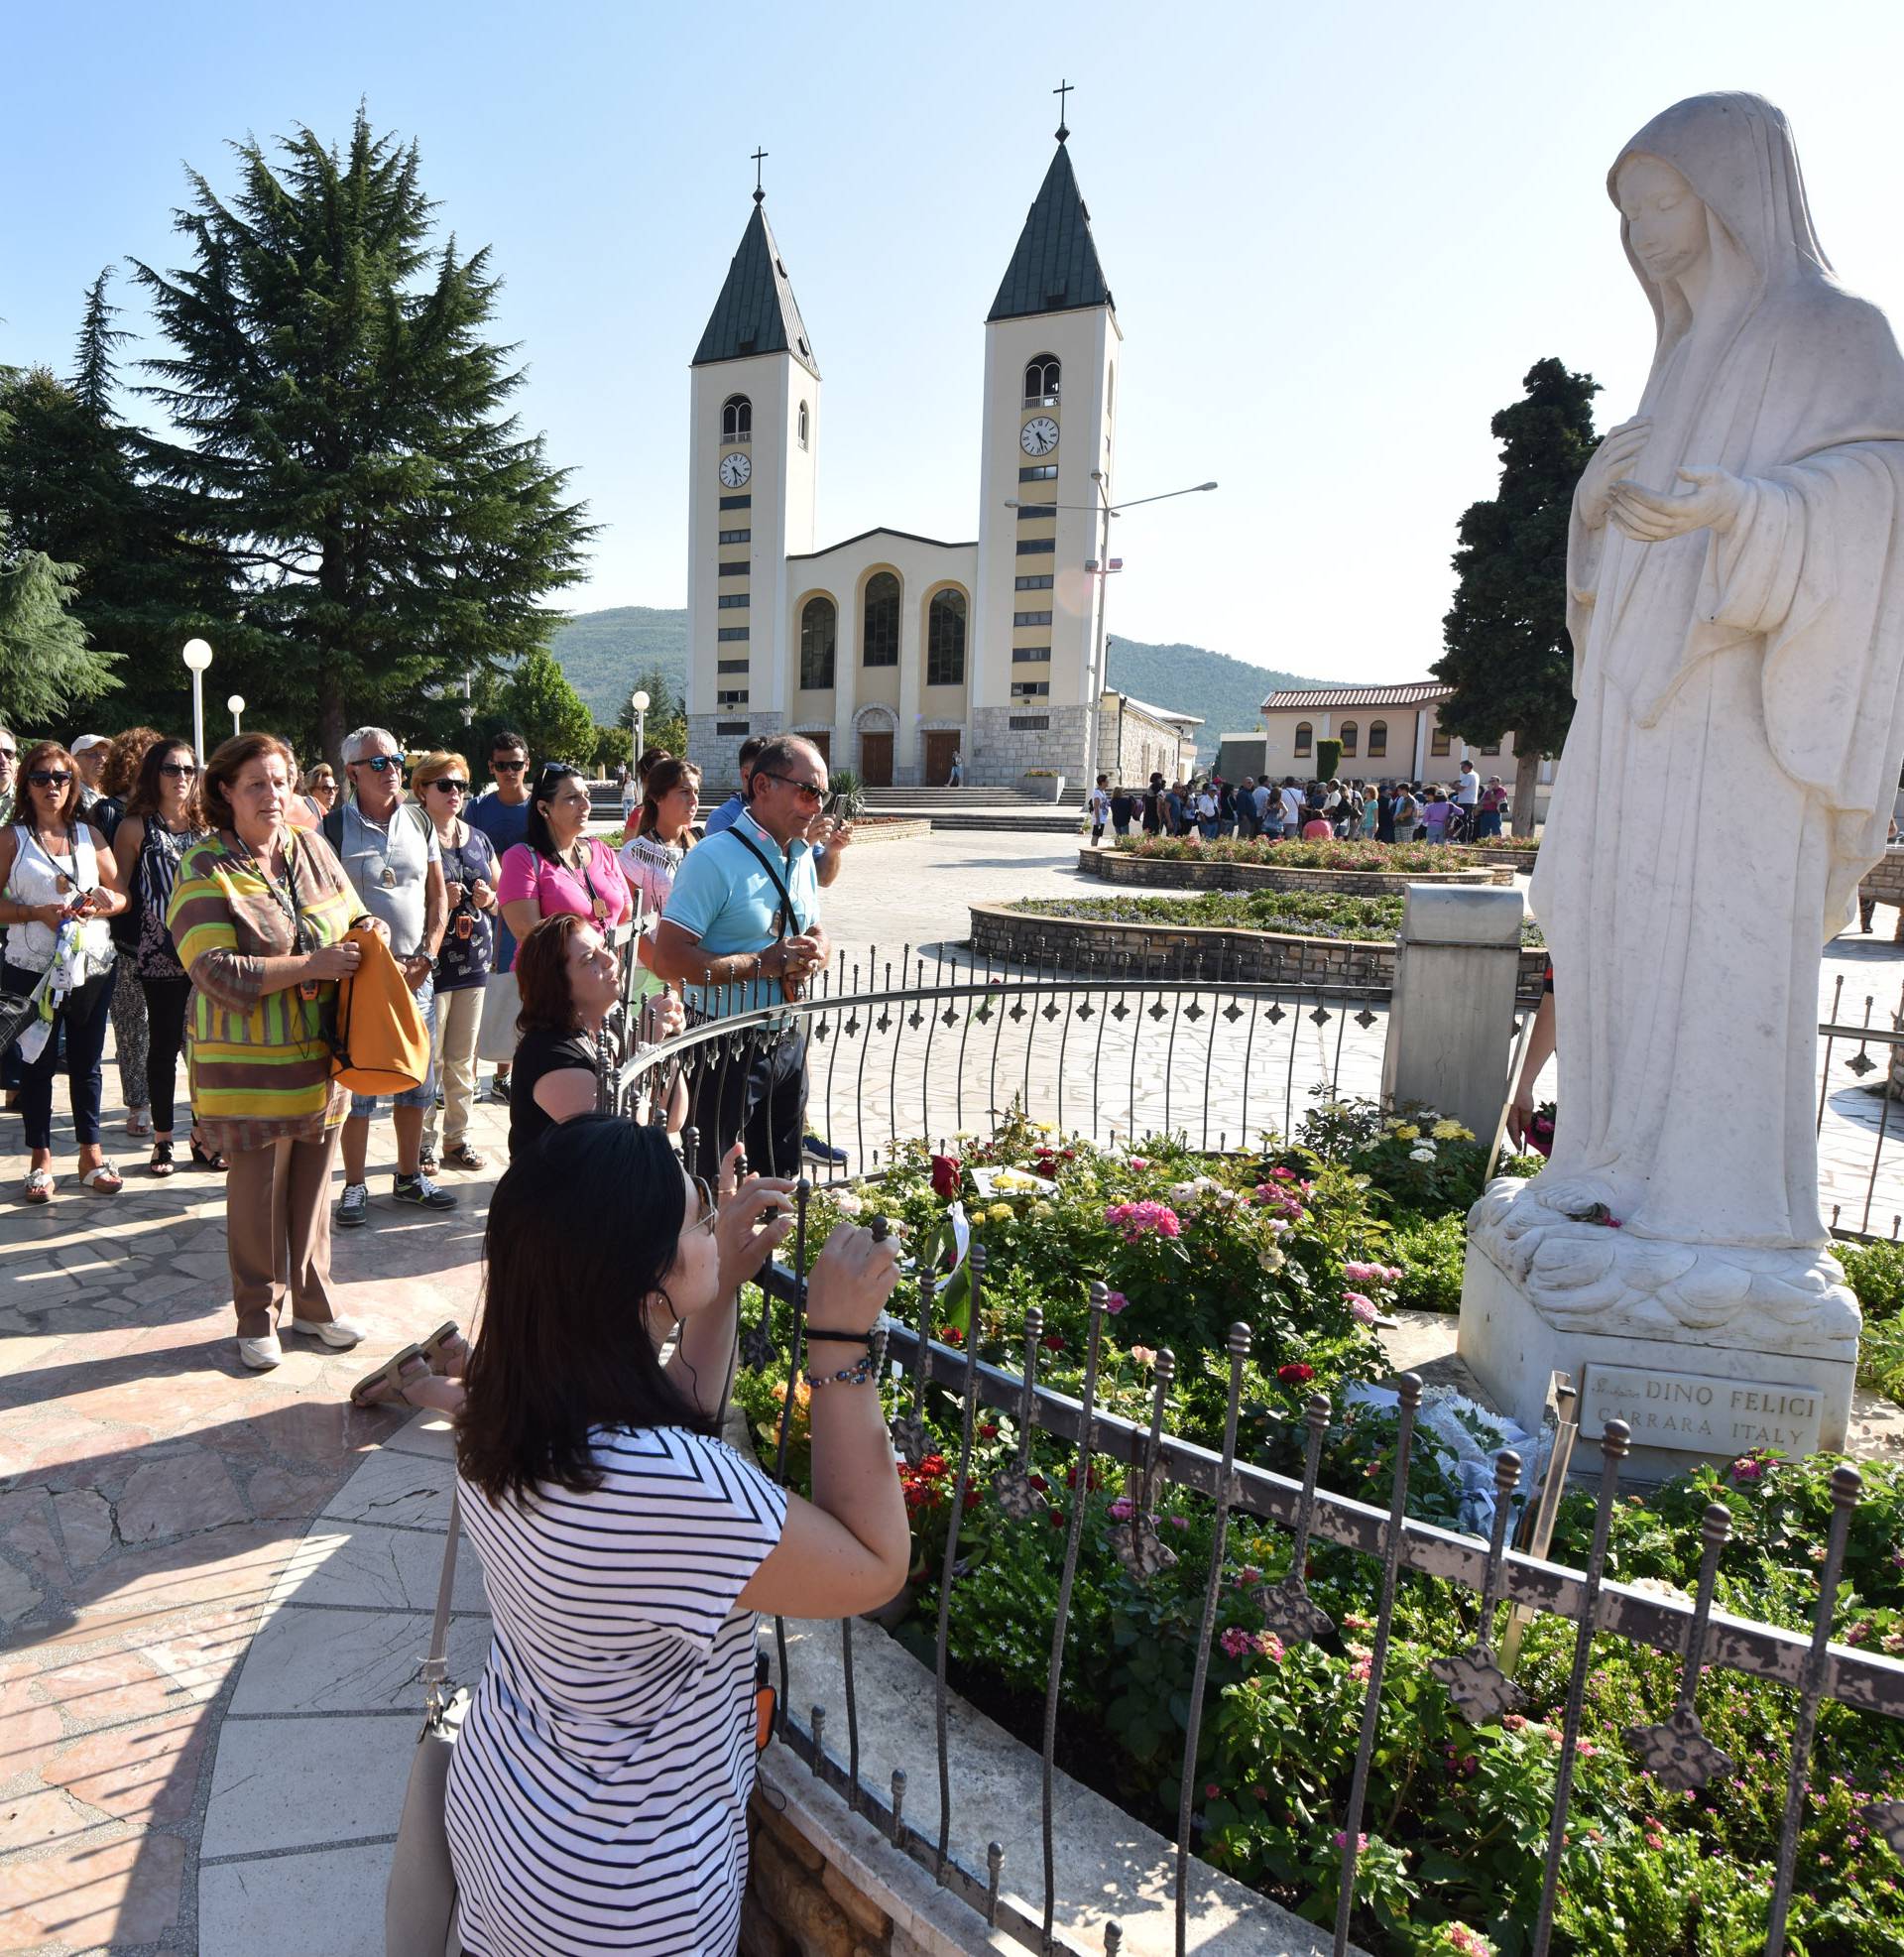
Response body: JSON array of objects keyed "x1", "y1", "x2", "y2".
[
  {"x1": 736, "y1": 1219, "x2": 1904, "y2": 1957},
  {"x1": 1817, "y1": 974, "x2": 1904, "y2": 1238}
]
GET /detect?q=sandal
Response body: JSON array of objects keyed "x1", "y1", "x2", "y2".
[
  {"x1": 443, "y1": 1142, "x2": 486, "y2": 1171},
  {"x1": 23, "y1": 1167, "x2": 53, "y2": 1204},
  {"x1": 349, "y1": 1344, "x2": 428, "y2": 1408},
  {"x1": 417, "y1": 1321, "x2": 467, "y2": 1375},
  {"x1": 417, "y1": 1152, "x2": 440, "y2": 1178},
  {"x1": 81, "y1": 1162, "x2": 123, "y2": 1196},
  {"x1": 149, "y1": 1139, "x2": 176, "y2": 1177},
  {"x1": 125, "y1": 1107, "x2": 152, "y2": 1139},
  {"x1": 189, "y1": 1134, "x2": 229, "y2": 1172}
]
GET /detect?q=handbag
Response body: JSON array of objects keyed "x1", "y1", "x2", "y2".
[
  {"x1": 386, "y1": 1483, "x2": 467, "y2": 1957},
  {"x1": 474, "y1": 969, "x2": 521, "y2": 1064},
  {"x1": 330, "y1": 928, "x2": 431, "y2": 1095}
]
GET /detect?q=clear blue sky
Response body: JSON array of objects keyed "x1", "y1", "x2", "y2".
[{"x1": 8, "y1": 0, "x2": 1904, "y2": 685}]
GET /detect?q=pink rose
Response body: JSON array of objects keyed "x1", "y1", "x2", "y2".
[{"x1": 1346, "y1": 1292, "x2": 1378, "y2": 1324}]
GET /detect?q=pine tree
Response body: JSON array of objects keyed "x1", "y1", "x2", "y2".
[
  {"x1": 130, "y1": 110, "x2": 593, "y2": 763},
  {"x1": 1432, "y1": 358, "x2": 1601, "y2": 834},
  {"x1": 0, "y1": 515, "x2": 120, "y2": 726},
  {"x1": 504, "y1": 648, "x2": 596, "y2": 769}
]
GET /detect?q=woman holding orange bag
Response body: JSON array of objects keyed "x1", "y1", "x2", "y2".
[{"x1": 169, "y1": 733, "x2": 369, "y2": 1372}]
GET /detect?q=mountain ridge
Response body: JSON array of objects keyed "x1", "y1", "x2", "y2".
[{"x1": 544, "y1": 606, "x2": 1341, "y2": 755}]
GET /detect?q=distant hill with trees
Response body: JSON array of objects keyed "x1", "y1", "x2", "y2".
[{"x1": 546, "y1": 606, "x2": 1338, "y2": 758}]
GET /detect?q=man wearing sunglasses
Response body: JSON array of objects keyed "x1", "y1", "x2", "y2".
[
  {"x1": 650, "y1": 734, "x2": 832, "y2": 1178},
  {"x1": 470, "y1": 730, "x2": 533, "y2": 1102},
  {"x1": 325, "y1": 726, "x2": 456, "y2": 1226},
  {"x1": 0, "y1": 724, "x2": 16, "y2": 828}
]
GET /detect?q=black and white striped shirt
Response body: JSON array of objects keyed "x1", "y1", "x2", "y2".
[{"x1": 447, "y1": 1425, "x2": 787, "y2": 1956}]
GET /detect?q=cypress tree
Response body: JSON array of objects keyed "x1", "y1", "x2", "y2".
[{"x1": 1432, "y1": 357, "x2": 1601, "y2": 834}]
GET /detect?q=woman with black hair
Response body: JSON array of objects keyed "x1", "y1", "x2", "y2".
[
  {"x1": 445, "y1": 1115, "x2": 906, "y2": 1956},
  {"x1": 495, "y1": 761, "x2": 633, "y2": 954}
]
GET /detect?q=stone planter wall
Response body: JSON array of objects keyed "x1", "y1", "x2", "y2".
[
  {"x1": 969, "y1": 901, "x2": 1550, "y2": 1004},
  {"x1": 745, "y1": 1788, "x2": 899, "y2": 1957},
  {"x1": 1078, "y1": 849, "x2": 1508, "y2": 895},
  {"x1": 850, "y1": 817, "x2": 932, "y2": 844},
  {"x1": 1451, "y1": 844, "x2": 1540, "y2": 871}
]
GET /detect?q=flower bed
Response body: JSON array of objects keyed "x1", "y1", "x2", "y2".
[
  {"x1": 1008, "y1": 890, "x2": 1544, "y2": 946},
  {"x1": 1083, "y1": 839, "x2": 1508, "y2": 896},
  {"x1": 1118, "y1": 838, "x2": 1460, "y2": 873},
  {"x1": 735, "y1": 1106, "x2": 1904, "y2": 1957}
]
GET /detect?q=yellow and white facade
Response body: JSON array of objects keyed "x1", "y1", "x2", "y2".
[{"x1": 684, "y1": 133, "x2": 1153, "y2": 790}]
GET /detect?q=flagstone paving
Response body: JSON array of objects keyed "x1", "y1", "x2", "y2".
[{"x1": 2, "y1": 823, "x2": 1903, "y2": 1953}]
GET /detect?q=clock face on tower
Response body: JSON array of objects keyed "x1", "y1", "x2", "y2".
[
  {"x1": 719, "y1": 450, "x2": 753, "y2": 488},
  {"x1": 1019, "y1": 416, "x2": 1060, "y2": 457}
]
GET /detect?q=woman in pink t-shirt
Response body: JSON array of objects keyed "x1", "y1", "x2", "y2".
[{"x1": 497, "y1": 763, "x2": 633, "y2": 969}]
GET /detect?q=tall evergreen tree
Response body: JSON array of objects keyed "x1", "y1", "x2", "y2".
[
  {"x1": 1432, "y1": 358, "x2": 1601, "y2": 834},
  {"x1": 0, "y1": 515, "x2": 119, "y2": 727},
  {"x1": 504, "y1": 647, "x2": 596, "y2": 767},
  {"x1": 131, "y1": 110, "x2": 593, "y2": 762}
]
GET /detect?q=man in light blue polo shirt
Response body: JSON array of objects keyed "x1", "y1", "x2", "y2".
[{"x1": 651, "y1": 734, "x2": 831, "y2": 1177}]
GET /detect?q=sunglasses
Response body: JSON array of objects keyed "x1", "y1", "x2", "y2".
[
  {"x1": 28, "y1": 771, "x2": 71, "y2": 788},
  {"x1": 492, "y1": 758, "x2": 527, "y2": 772},
  {"x1": 428, "y1": 779, "x2": 469, "y2": 795},
  {"x1": 688, "y1": 1176, "x2": 719, "y2": 1239},
  {"x1": 0, "y1": 747, "x2": 16, "y2": 761},
  {"x1": 760, "y1": 773, "x2": 825, "y2": 804},
  {"x1": 357, "y1": 755, "x2": 404, "y2": 774},
  {"x1": 160, "y1": 762, "x2": 199, "y2": 779}
]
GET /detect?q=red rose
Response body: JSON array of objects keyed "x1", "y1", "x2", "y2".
[
  {"x1": 930, "y1": 1155, "x2": 962, "y2": 1198},
  {"x1": 1277, "y1": 1363, "x2": 1316, "y2": 1386}
]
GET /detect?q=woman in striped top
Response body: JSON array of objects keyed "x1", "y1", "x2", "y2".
[
  {"x1": 448, "y1": 1117, "x2": 908, "y2": 1957},
  {"x1": 168, "y1": 734, "x2": 372, "y2": 1372}
]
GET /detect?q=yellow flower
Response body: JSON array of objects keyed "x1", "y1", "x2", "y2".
[
  {"x1": 1035, "y1": 1122, "x2": 1057, "y2": 1135},
  {"x1": 1431, "y1": 1119, "x2": 1466, "y2": 1142},
  {"x1": 986, "y1": 1203, "x2": 1014, "y2": 1223},
  {"x1": 1394, "y1": 1123, "x2": 1421, "y2": 1142}
]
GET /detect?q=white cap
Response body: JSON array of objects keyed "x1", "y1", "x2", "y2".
[{"x1": 69, "y1": 734, "x2": 110, "y2": 755}]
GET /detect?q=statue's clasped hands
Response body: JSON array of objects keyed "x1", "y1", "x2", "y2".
[{"x1": 1578, "y1": 415, "x2": 1747, "y2": 542}]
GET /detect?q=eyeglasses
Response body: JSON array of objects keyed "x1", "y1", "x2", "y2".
[
  {"x1": 160, "y1": 762, "x2": 199, "y2": 779},
  {"x1": 357, "y1": 754, "x2": 404, "y2": 775},
  {"x1": 428, "y1": 780, "x2": 469, "y2": 795},
  {"x1": 492, "y1": 758, "x2": 527, "y2": 772},
  {"x1": 28, "y1": 771, "x2": 71, "y2": 788},
  {"x1": 760, "y1": 773, "x2": 825, "y2": 804},
  {"x1": 688, "y1": 1176, "x2": 719, "y2": 1239}
]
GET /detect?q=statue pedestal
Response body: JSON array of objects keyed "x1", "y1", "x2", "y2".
[{"x1": 1458, "y1": 1177, "x2": 1859, "y2": 1480}]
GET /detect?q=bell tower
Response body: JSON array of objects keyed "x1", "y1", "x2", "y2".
[
  {"x1": 971, "y1": 91, "x2": 1121, "y2": 789},
  {"x1": 684, "y1": 156, "x2": 821, "y2": 788}
]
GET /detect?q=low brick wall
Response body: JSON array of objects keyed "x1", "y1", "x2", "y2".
[
  {"x1": 1452, "y1": 844, "x2": 1540, "y2": 871},
  {"x1": 849, "y1": 817, "x2": 932, "y2": 844},
  {"x1": 1079, "y1": 848, "x2": 1507, "y2": 894},
  {"x1": 745, "y1": 1790, "x2": 896, "y2": 1957},
  {"x1": 970, "y1": 901, "x2": 1550, "y2": 1003}
]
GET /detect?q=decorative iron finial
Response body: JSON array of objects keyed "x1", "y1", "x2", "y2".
[
  {"x1": 1053, "y1": 77, "x2": 1074, "y2": 143},
  {"x1": 751, "y1": 146, "x2": 769, "y2": 204}
]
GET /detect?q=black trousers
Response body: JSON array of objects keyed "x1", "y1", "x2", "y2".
[
  {"x1": 685, "y1": 1026, "x2": 809, "y2": 1181},
  {"x1": 4, "y1": 961, "x2": 114, "y2": 1151},
  {"x1": 140, "y1": 974, "x2": 193, "y2": 1136}
]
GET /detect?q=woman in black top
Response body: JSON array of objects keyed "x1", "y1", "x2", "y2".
[{"x1": 508, "y1": 913, "x2": 622, "y2": 1158}]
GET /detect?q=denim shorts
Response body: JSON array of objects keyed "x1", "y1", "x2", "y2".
[{"x1": 349, "y1": 975, "x2": 438, "y2": 1117}]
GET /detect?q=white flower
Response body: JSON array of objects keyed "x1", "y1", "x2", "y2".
[
  {"x1": 833, "y1": 1191, "x2": 864, "y2": 1216},
  {"x1": 1408, "y1": 1145, "x2": 1437, "y2": 1163},
  {"x1": 1258, "y1": 1246, "x2": 1286, "y2": 1274}
]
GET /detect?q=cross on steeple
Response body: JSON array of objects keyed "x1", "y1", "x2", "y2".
[
  {"x1": 751, "y1": 146, "x2": 769, "y2": 204},
  {"x1": 1053, "y1": 78, "x2": 1074, "y2": 143}
]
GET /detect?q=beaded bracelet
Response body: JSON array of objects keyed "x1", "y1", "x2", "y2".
[{"x1": 804, "y1": 1351, "x2": 878, "y2": 1390}]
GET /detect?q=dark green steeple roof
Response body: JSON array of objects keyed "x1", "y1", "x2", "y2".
[
  {"x1": 692, "y1": 198, "x2": 819, "y2": 377},
  {"x1": 988, "y1": 140, "x2": 1115, "y2": 323}
]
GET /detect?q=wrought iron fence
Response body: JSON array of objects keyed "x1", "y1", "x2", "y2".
[
  {"x1": 1817, "y1": 974, "x2": 1904, "y2": 1239},
  {"x1": 733, "y1": 1218, "x2": 1904, "y2": 1957}
]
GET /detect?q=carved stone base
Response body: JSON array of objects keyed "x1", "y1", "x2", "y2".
[{"x1": 1459, "y1": 1177, "x2": 1858, "y2": 1479}]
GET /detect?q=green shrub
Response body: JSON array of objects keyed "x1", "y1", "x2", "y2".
[
  {"x1": 1836, "y1": 1237, "x2": 1904, "y2": 1321},
  {"x1": 1388, "y1": 1210, "x2": 1467, "y2": 1313}
]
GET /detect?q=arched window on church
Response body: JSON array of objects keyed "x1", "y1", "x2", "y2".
[
  {"x1": 800, "y1": 596, "x2": 836, "y2": 691},
  {"x1": 863, "y1": 572, "x2": 900, "y2": 668},
  {"x1": 1368, "y1": 720, "x2": 1387, "y2": 758},
  {"x1": 1340, "y1": 720, "x2": 1359, "y2": 758},
  {"x1": 926, "y1": 589, "x2": 967, "y2": 687},
  {"x1": 798, "y1": 400, "x2": 809, "y2": 449},
  {"x1": 1023, "y1": 355, "x2": 1061, "y2": 406},
  {"x1": 722, "y1": 394, "x2": 752, "y2": 441},
  {"x1": 1293, "y1": 721, "x2": 1313, "y2": 758}
]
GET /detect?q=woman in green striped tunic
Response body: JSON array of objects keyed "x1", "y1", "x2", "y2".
[{"x1": 169, "y1": 734, "x2": 372, "y2": 1372}]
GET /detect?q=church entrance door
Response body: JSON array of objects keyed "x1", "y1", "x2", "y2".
[
  {"x1": 804, "y1": 732, "x2": 830, "y2": 766},
  {"x1": 860, "y1": 731, "x2": 893, "y2": 787},
  {"x1": 922, "y1": 731, "x2": 961, "y2": 786}
]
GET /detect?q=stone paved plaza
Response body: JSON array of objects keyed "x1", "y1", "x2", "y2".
[{"x1": 3, "y1": 823, "x2": 1903, "y2": 1953}]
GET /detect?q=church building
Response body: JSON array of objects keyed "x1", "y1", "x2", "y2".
[{"x1": 682, "y1": 117, "x2": 1194, "y2": 791}]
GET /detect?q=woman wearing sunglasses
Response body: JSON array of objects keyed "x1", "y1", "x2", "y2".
[
  {"x1": 496, "y1": 761, "x2": 634, "y2": 955},
  {"x1": 109, "y1": 740, "x2": 213, "y2": 1175},
  {"x1": 413, "y1": 751, "x2": 499, "y2": 1173},
  {"x1": 0, "y1": 742, "x2": 130, "y2": 1200},
  {"x1": 297, "y1": 764, "x2": 338, "y2": 825},
  {"x1": 445, "y1": 1113, "x2": 905, "y2": 1957}
]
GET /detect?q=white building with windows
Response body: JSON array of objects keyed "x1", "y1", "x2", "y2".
[{"x1": 682, "y1": 125, "x2": 1189, "y2": 790}]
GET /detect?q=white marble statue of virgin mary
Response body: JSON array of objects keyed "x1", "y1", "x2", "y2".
[{"x1": 1521, "y1": 91, "x2": 1904, "y2": 1282}]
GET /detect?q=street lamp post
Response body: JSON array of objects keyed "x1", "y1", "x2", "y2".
[
  {"x1": 181, "y1": 639, "x2": 213, "y2": 759},
  {"x1": 461, "y1": 670, "x2": 474, "y2": 729},
  {"x1": 1002, "y1": 479, "x2": 1217, "y2": 790},
  {"x1": 631, "y1": 689, "x2": 651, "y2": 767},
  {"x1": 227, "y1": 694, "x2": 246, "y2": 736}
]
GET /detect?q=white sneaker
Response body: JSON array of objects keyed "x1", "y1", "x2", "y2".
[
  {"x1": 238, "y1": 1333, "x2": 284, "y2": 1371},
  {"x1": 289, "y1": 1316, "x2": 367, "y2": 1349}
]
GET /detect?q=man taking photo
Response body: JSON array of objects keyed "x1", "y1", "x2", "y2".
[{"x1": 649, "y1": 734, "x2": 832, "y2": 1178}]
